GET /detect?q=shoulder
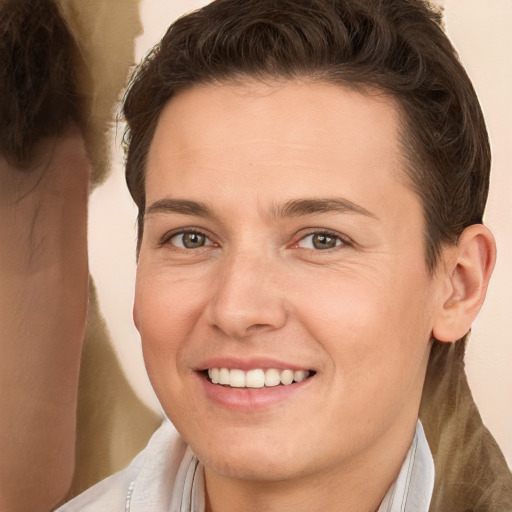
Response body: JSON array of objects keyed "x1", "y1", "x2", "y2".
[{"x1": 56, "y1": 419, "x2": 185, "y2": 511}]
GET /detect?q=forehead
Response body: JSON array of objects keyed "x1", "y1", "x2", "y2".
[{"x1": 145, "y1": 80, "x2": 417, "y2": 223}]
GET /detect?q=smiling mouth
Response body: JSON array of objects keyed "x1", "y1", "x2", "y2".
[{"x1": 204, "y1": 368, "x2": 316, "y2": 389}]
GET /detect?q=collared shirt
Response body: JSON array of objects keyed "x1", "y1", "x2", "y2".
[{"x1": 58, "y1": 420, "x2": 434, "y2": 512}]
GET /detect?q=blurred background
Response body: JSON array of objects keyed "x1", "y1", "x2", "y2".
[{"x1": 88, "y1": 0, "x2": 512, "y2": 464}]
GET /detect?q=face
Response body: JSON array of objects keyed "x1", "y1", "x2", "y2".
[{"x1": 134, "y1": 81, "x2": 443, "y2": 484}]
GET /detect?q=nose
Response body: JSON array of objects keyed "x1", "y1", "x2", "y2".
[{"x1": 207, "y1": 251, "x2": 288, "y2": 339}]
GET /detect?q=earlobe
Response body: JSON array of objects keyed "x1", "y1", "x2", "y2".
[{"x1": 432, "y1": 224, "x2": 496, "y2": 343}]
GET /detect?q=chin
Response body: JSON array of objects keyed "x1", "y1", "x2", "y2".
[
  {"x1": 182, "y1": 426, "x2": 318, "y2": 482},
  {"x1": 202, "y1": 451, "x2": 301, "y2": 482}
]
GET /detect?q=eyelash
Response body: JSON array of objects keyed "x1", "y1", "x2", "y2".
[
  {"x1": 159, "y1": 228, "x2": 214, "y2": 249},
  {"x1": 159, "y1": 228, "x2": 351, "y2": 252},
  {"x1": 293, "y1": 229, "x2": 351, "y2": 251}
]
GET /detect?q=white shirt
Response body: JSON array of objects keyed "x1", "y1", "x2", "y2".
[{"x1": 57, "y1": 420, "x2": 434, "y2": 512}]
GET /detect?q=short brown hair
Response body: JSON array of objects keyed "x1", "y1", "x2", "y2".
[
  {"x1": 0, "y1": 0, "x2": 82, "y2": 167},
  {"x1": 123, "y1": 0, "x2": 490, "y2": 272}
]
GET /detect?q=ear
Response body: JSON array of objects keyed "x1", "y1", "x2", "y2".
[{"x1": 432, "y1": 224, "x2": 496, "y2": 343}]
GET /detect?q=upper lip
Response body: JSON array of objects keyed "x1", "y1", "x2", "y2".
[{"x1": 196, "y1": 356, "x2": 314, "y2": 372}]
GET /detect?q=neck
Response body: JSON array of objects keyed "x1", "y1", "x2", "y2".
[{"x1": 204, "y1": 418, "x2": 417, "y2": 512}]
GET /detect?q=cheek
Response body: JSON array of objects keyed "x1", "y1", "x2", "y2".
[
  {"x1": 293, "y1": 266, "x2": 433, "y2": 387},
  {"x1": 134, "y1": 270, "x2": 207, "y2": 374}
]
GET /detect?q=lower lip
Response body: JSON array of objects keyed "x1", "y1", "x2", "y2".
[{"x1": 197, "y1": 372, "x2": 314, "y2": 411}]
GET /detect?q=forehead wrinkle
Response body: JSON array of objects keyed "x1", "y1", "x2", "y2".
[{"x1": 268, "y1": 198, "x2": 379, "y2": 220}]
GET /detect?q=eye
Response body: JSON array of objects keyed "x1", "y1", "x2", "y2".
[
  {"x1": 297, "y1": 232, "x2": 344, "y2": 250},
  {"x1": 168, "y1": 230, "x2": 213, "y2": 249}
]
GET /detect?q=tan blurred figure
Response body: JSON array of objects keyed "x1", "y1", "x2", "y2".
[{"x1": 0, "y1": 1, "x2": 160, "y2": 510}]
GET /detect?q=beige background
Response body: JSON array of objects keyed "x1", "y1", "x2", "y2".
[{"x1": 88, "y1": 0, "x2": 512, "y2": 464}]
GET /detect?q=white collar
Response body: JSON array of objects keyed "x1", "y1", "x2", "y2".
[{"x1": 377, "y1": 421, "x2": 434, "y2": 512}]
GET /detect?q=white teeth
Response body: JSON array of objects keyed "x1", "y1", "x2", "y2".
[
  {"x1": 293, "y1": 370, "x2": 308, "y2": 383},
  {"x1": 245, "y1": 369, "x2": 265, "y2": 388},
  {"x1": 229, "y1": 369, "x2": 246, "y2": 388},
  {"x1": 264, "y1": 368, "x2": 281, "y2": 387},
  {"x1": 207, "y1": 367, "x2": 311, "y2": 388},
  {"x1": 280, "y1": 369, "x2": 294, "y2": 385},
  {"x1": 209, "y1": 368, "x2": 220, "y2": 384},
  {"x1": 219, "y1": 368, "x2": 230, "y2": 385}
]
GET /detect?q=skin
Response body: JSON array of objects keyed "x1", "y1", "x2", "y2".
[
  {"x1": 134, "y1": 81, "x2": 487, "y2": 512},
  {"x1": 0, "y1": 127, "x2": 89, "y2": 511}
]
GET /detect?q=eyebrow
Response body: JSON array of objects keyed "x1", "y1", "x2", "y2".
[
  {"x1": 272, "y1": 198, "x2": 377, "y2": 220},
  {"x1": 145, "y1": 198, "x2": 216, "y2": 218},
  {"x1": 145, "y1": 197, "x2": 377, "y2": 220}
]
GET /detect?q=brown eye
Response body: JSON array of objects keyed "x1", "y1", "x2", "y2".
[
  {"x1": 298, "y1": 232, "x2": 343, "y2": 250},
  {"x1": 170, "y1": 231, "x2": 210, "y2": 249},
  {"x1": 312, "y1": 234, "x2": 338, "y2": 249}
]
